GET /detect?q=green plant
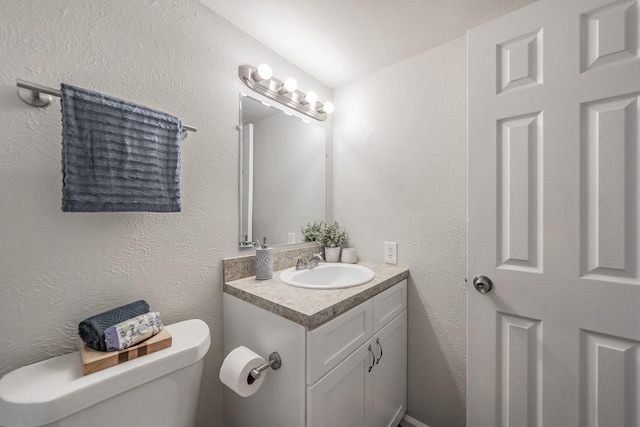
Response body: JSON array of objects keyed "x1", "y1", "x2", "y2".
[
  {"x1": 320, "y1": 221, "x2": 347, "y2": 248},
  {"x1": 301, "y1": 221, "x2": 325, "y2": 243},
  {"x1": 301, "y1": 221, "x2": 347, "y2": 248}
]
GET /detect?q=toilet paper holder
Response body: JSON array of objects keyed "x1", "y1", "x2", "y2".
[{"x1": 249, "y1": 352, "x2": 282, "y2": 381}]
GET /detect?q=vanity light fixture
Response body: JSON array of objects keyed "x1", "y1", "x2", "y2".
[
  {"x1": 319, "y1": 101, "x2": 334, "y2": 114},
  {"x1": 302, "y1": 91, "x2": 318, "y2": 106},
  {"x1": 279, "y1": 77, "x2": 298, "y2": 94},
  {"x1": 238, "y1": 64, "x2": 333, "y2": 121},
  {"x1": 252, "y1": 64, "x2": 273, "y2": 82}
]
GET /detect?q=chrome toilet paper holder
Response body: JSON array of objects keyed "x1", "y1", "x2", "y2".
[{"x1": 248, "y1": 352, "x2": 282, "y2": 382}]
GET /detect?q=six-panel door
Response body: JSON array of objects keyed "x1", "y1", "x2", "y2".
[{"x1": 468, "y1": 0, "x2": 640, "y2": 426}]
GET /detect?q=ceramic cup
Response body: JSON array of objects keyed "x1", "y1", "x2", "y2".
[{"x1": 341, "y1": 247, "x2": 357, "y2": 264}]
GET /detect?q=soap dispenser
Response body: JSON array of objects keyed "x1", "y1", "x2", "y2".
[{"x1": 255, "y1": 237, "x2": 273, "y2": 280}]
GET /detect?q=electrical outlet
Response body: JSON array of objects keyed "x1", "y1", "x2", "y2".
[
  {"x1": 288, "y1": 233, "x2": 296, "y2": 244},
  {"x1": 384, "y1": 242, "x2": 397, "y2": 264}
]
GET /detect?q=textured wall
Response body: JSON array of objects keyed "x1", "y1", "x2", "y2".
[
  {"x1": 333, "y1": 36, "x2": 468, "y2": 427},
  {"x1": 0, "y1": 2, "x2": 331, "y2": 426}
]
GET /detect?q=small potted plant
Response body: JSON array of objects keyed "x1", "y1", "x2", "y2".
[
  {"x1": 301, "y1": 221, "x2": 347, "y2": 262},
  {"x1": 301, "y1": 221, "x2": 325, "y2": 244},
  {"x1": 320, "y1": 221, "x2": 347, "y2": 262}
]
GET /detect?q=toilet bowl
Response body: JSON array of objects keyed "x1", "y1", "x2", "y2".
[{"x1": 0, "y1": 319, "x2": 210, "y2": 427}]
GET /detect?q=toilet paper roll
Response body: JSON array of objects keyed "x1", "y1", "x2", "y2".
[{"x1": 219, "y1": 346, "x2": 267, "y2": 397}]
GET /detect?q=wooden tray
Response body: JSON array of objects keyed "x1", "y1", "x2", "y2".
[{"x1": 80, "y1": 328, "x2": 172, "y2": 375}]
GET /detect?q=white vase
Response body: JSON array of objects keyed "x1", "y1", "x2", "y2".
[
  {"x1": 341, "y1": 247, "x2": 357, "y2": 264},
  {"x1": 324, "y1": 246, "x2": 341, "y2": 263}
]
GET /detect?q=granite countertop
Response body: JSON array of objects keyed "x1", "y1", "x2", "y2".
[{"x1": 223, "y1": 262, "x2": 409, "y2": 329}]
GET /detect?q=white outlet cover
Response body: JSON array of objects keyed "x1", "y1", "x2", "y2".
[{"x1": 384, "y1": 241, "x2": 398, "y2": 264}]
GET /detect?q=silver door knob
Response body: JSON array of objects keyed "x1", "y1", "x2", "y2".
[{"x1": 472, "y1": 275, "x2": 493, "y2": 294}]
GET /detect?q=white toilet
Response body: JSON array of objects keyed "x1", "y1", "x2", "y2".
[{"x1": 0, "y1": 319, "x2": 210, "y2": 427}]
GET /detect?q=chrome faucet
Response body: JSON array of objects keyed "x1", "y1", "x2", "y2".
[
  {"x1": 306, "y1": 253, "x2": 324, "y2": 269},
  {"x1": 295, "y1": 257, "x2": 307, "y2": 270},
  {"x1": 294, "y1": 253, "x2": 324, "y2": 270}
]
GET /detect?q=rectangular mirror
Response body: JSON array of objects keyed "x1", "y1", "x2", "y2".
[{"x1": 239, "y1": 94, "x2": 326, "y2": 248}]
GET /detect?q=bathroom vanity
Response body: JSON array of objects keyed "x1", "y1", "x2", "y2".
[{"x1": 223, "y1": 260, "x2": 409, "y2": 427}]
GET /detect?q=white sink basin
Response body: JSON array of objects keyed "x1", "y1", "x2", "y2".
[{"x1": 279, "y1": 263, "x2": 375, "y2": 289}]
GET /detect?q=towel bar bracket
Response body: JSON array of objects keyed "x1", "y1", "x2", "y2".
[{"x1": 18, "y1": 87, "x2": 52, "y2": 108}]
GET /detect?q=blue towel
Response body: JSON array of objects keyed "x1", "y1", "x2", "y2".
[
  {"x1": 78, "y1": 300, "x2": 150, "y2": 351},
  {"x1": 60, "y1": 84, "x2": 182, "y2": 212}
]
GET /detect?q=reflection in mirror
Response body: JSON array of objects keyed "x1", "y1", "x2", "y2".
[{"x1": 239, "y1": 94, "x2": 326, "y2": 248}]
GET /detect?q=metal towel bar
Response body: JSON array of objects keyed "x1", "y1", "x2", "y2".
[{"x1": 16, "y1": 79, "x2": 198, "y2": 134}]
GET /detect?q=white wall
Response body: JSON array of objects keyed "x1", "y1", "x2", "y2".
[
  {"x1": 334, "y1": 36, "x2": 468, "y2": 427},
  {"x1": 0, "y1": 2, "x2": 331, "y2": 426}
]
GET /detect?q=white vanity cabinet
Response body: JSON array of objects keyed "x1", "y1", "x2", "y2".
[
  {"x1": 306, "y1": 280, "x2": 407, "y2": 427},
  {"x1": 223, "y1": 276, "x2": 407, "y2": 427}
]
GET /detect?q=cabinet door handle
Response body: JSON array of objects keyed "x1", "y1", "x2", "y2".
[
  {"x1": 368, "y1": 344, "x2": 375, "y2": 372},
  {"x1": 375, "y1": 338, "x2": 383, "y2": 365}
]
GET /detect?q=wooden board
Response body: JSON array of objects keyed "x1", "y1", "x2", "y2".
[{"x1": 80, "y1": 328, "x2": 172, "y2": 375}]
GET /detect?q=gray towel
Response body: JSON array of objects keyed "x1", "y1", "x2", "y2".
[
  {"x1": 60, "y1": 84, "x2": 182, "y2": 212},
  {"x1": 78, "y1": 300, "x2": 151, "y2": 352}
]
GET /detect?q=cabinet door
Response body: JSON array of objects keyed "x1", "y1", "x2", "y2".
[
  {"x1": 307, "y1": 299, "x2": 373, "y2": 385},
  {"x1": 372, "y1": 310, "x2": 407, "y2": 427},
  {"x1": 373, "y1": 279, "x2": 407, "y2": 333},
  {"x1": 307, "y1": 340, "x2": 374, "y2": 427}
]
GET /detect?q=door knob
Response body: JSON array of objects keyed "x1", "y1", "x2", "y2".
[{"x1": 472, "y1": 275, "x2": 493, "y2": 294}]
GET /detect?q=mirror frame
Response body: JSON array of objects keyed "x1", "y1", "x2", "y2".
[{"x1": 238, "y1": 93, "x2": 329, "y2": 249}]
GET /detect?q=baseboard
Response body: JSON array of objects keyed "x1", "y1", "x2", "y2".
[{"x1": 399, "y1": 414, "x2": 430, "y2": 427}]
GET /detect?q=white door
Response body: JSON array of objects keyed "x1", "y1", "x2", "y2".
[
  {"x1": 372, "y1": 311, "x2": 407, "y2": 427},
  {"x1": 468, "y1": 0, "x2": 640, "y2": 426},
  {"x1": 307, "y1": 341, "x2": 373, "y2": 427}
]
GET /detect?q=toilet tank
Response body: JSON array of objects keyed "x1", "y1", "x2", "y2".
[{"x1": 0, "y1": 319, "x2": 210, "y2": 427}]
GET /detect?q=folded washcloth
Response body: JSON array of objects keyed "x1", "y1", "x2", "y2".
[
  {"x1": 60, "y1": 83, "x2": 182, "y2": 212},
  {"x1": 79, "y1": 300, "x2": 150, "y2": 351},
  {"x1": 104, "y1": 312, "x2": 163, "y2": 351}
]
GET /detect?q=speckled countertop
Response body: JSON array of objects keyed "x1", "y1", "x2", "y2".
[{"x1": 223, "y1": 262, "x2": 409, "y2": 329}]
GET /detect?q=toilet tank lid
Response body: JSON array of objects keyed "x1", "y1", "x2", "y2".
[{"x1": 0, "y1": 319, "x2": 211, "y2": 427}]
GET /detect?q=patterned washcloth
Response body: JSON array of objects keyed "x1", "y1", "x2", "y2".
[
  {"x1": 60, "y1": 83, "x2": 182, "y2": 212},
  {"x1": 78, "y1": 300, "x2": 150, "y2": 351},
  {"x1": 104, "y1": 312, "x2": 163, "y2": 351}
]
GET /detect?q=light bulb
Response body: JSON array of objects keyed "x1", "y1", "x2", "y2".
[
  {"x1": 252, "y1": 64, "x2": 272, "y2": 82},
  {"x1": 322, "y1": 101, "x2": 335, "y2": 114},
  {"x1": 304, "y1": 91, "x2": 318, "y2": 105},
  {"x1": 283, "y1": 78, "x2": 297, "y2": 93}
]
